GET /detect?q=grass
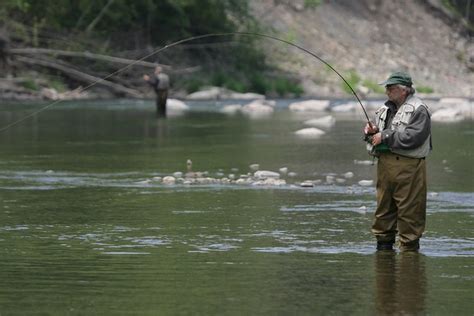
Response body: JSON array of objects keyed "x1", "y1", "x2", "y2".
[{"x1": 416, "y1": 86, "x2": 434, "y2": 94}]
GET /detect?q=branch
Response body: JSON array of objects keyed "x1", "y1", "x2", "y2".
[
  {"x1": 15, "y1": 55, "x2": 142, "y2": 97},
  {"x1": 9, "y1": 47, "x2": 163, "y2": 69}
]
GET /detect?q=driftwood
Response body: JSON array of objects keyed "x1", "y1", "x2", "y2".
[
  {"x1": 9, "y1": 47, "x2": 162, "y2": 69},
  {"x1": 15, "y1": 55, "x2": 142, "y2": 97}
]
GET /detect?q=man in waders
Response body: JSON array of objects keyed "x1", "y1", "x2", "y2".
[
  {"x1": 144, "y1": 66, "x2": 170, "y2": 117},
  {"x1": 364, "y1": 72, "x2": 432, "y2": 252}
]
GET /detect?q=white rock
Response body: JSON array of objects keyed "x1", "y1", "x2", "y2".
[
  {"x1": 186, "y1": 87, "x2": 220, "y2": 100},
  {"x1": 151, "y1": 176, "x2": 162, "y2": 182},
  {"x1": 41, "y1": 88, "x2": 59, "y2": 100},
  {"x1": 289, "y1": 100, "x2": 330, "y2": 112},
  {"x1": 242, "y1": 100, "x2": 274, "y2": 115},
  {"x1": 167, "y1": 99, "x2": 189, "y2": 111},
  {"x1": 287, "y1": 172, "x2": 298, "y2": 178},
  {"x1": 279, "y1": 167, "x2": 288, "y2": 175},
  {"x1": 253, "y1": 178, "x2": 286, "y2": 186},
  {"x1": 336, "y1": 178, "x2": 346, "y2": 184},
  {"x1": 358, "y1": 180, "x2": 374, "y2": 187},
  {"x1": 162, "y1": 176, "x2": 176, "y2": 185},
  {"x1": 220, "y1": 104, "x2": 242, "y2": 114},
  {"x1": 431, "y1": 108, "x2": 464, "y2": 122},
  {"x1": 173, "y1": 171, "x2": 183, "y2": 178},
  {"x1": 331, "y1": 102, "x2": 357, "y2": 112},
  {"x1": 304, "y1": 115, "x2": 336, "y2": 128},
  {"x1": 326, "y1": 175, "x2": 336, "y2": 184},
  {"x1": 343, "y1": 172, "x2": 354, "y2": 179},
  {"x1": 228, "y1": 174, "x2": 236, "y2": 180},
  {"x1": 249, "y1": 163, "x2": 260, "y2": 171},
  {"x1": 254, "y1": 170, "x2": 280, "y2": 179},
  {"x1": 356, "y1": 206, "x2": 367, "y2": 214},
  {"x1": 226, "y1": 92, "x2": 265, "y2": 100},
  {"x1": 236, "y1": 178, "x2": 248, "y2": 185},
  {"x1": 300, "y1": 181, "x2": 314, "y2": 187},
  {"x1": 294, "y1": 127, "x2": 325, "y2": 137},
  {"x1": 354, "y1": 159, "x2": 374, "y2": 165}
]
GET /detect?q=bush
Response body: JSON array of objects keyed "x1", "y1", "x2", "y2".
[{"x1": 416, "y1": 86, "x2": 434, "y2": 94}]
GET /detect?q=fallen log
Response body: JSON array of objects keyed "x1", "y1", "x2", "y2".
[
  {"x1": 10, "y1": 47, "x2": 162, "y2": 69},
  {"x1": 15, "y1": 55, "x2": 142, "y2": 97}
]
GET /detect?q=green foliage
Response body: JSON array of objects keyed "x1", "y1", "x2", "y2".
[
  {"x1": 304, "y1": 0, "x2": 322, "y2": 9},
  {"x1": 273, "y1": 77, "x2": 303, "y2": 97},
  {"x1": 21, "y1": 78, "x2": 39, "y2": 91},
  {"x1": 416, "y1": 86, "x2": 434, "y2": 94},
  {"x1": 341, "y1": 70, "x2": 361, "y2": 94},
  {"x1": 362, "y1": 79, "x2": 385, "y2": 94},
  {"x1": 48, "y1": 76, "x2": 67, "y2": 92}
]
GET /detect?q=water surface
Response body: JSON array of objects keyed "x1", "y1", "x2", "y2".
[{"x1": 0, "y1": 99, "x2": 472, "y2": 314}]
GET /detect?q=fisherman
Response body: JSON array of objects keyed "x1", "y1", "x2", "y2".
[
  {"x1": 364, "y1": 71, "x2": 432, "y2": 252},
  {"x1": 0, "y1": 31, "x2": 10, "y2": 74},
  {"x1": 143, "y1": 66, "x2": 170, "y2": 117}
]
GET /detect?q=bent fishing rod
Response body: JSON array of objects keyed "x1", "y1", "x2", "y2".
[{"x1": 0, "y1": 31, "x2": 371, "y2": 133}]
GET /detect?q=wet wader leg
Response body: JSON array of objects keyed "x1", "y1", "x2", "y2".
[
  {"x1": 156, "y1": 89, "x2": 168, "y2": 118},
  {"x1": 393, "y1": 157, "x2": 426, "y2": 249},
  {"x1": 372, "y1": 155, "x2": 397, "y2": 243}
]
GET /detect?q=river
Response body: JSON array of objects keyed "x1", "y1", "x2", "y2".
[{"x1": 0, "y1": 99, "x2": 472, "y2": 314}]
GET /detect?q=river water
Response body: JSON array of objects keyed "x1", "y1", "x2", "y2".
[{"x1": 0, "y1": 99, "x2": 472, "y2": 314}]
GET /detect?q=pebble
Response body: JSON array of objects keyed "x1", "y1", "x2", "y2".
[{"x1": 358, "y1": 180, "x2": 374, "y2": 187}]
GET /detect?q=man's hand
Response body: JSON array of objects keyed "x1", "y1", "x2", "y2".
[
  {"x1": 364, "y1": 122, "x2": 379, "y2": 135},
  {"x1": 371, "y1": 132, "x2": 382, "y2": 146},
  {"x1": 143, "y1": 74, "x2": 150, "y2": 81}
]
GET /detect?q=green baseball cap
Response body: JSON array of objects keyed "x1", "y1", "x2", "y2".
[{"x1": 379, "y1": 71, "x2": 413, "y2": 87}]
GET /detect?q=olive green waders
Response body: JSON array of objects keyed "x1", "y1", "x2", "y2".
[{"x1": 372, "y1": 153, "x2": 427, "y2": 251}]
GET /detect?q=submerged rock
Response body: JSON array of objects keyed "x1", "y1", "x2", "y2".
[
  {"x1": 220, "y1": 104, "x2": 242, "y2": 114},
  {"x1": 303, "y1": 115, "x2": 336, "y2": 128},
  {"x1": 289, "y1": 100, "x2": 330, "y2": 112},
  {"x1": 294, "y1": 127, "x2": 325, "y2": 137}
]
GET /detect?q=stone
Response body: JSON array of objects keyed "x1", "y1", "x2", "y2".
[
  {"x1": 249, "y1": 163, "x2": 260, "y2": 171},
  {"x1": 173, "y1": 171, "x2": 183, "y2": 178},
  {"x1": 294, "y1": 127, "x2": 325, "y2": 137},
  {"x1": 289, "y1": 100, "x2": 330, "y2": 112},
  {"x1": 220, "y1": 104, "x2": 242, "y2": 114},
  {"x1": 162, "y1": 176, "x2": 176, "y2": 185},
  {"x1": 358, "y1": 180, "x2": 374, "y2": 187},
  {"x1": 254, "y1": 170, "x2": 280, "y2": 179},
  {"x1": 303, "y1": 115, "x2": 336, "y2": 128},
  {"x1": 343, "y1": 172, "x2": 354, "y2": 179},
  {"x1": 167, "y1": 99, "x2": 189, "y2": 112}
]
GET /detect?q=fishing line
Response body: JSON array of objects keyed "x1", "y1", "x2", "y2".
[{"x1": 0, "y1": 31, "x2": 370, "y2": 133}]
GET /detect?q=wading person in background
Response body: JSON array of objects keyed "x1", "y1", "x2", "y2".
[
  {"x1": 364, "y1": 72, "x2": 432, "y2": 252},
  {"x1": 144, "y1": 66, "x2": 170, "y2": 117}
]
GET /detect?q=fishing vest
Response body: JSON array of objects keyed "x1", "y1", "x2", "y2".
[{"x1": 369, "y1": 96, "x2": 431, "y2": 158}]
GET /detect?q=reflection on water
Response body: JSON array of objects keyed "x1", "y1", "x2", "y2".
[
  {"x1": 0, "y1": 100, "x2": 472, "y2": 314},
  {"x1": 375, "y1": 252, "x2": 426, "y2": 315}
]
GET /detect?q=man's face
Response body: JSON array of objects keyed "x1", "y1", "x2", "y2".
[{"x1": 385, "y1": 85, "x2": 407, "y2": 105}]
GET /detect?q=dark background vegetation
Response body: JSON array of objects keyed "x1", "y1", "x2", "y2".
[{"x1": 0, "y1": 0, "x2": 472, "y2": 97}]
